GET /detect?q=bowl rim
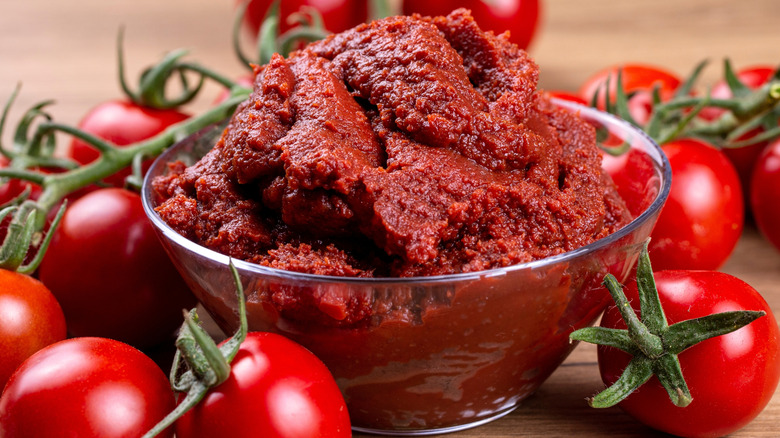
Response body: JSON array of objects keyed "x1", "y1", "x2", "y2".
[{"x1": 141, "y1": 99, "x2": 671, "y2": 285}]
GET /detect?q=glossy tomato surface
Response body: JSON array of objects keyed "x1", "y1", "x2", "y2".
[
  {"x1": 751, "y1": 138, "x2": 780, "y2": 252},
  {"x1": 38, "y1": 188, "x2": 196, "y2": 349},
  {"x1": 0, "y1": 337, "x2": 175, "y2": 437},
  {"x1": 598, "y1": 270, "x2": 780, "y2": 438},
  {"x1": 69, "y1": 100, "x2": 189, "y2": 187},
  {"x1": 0, "y1": 270, "x2": 66, "y2": 388},
  {"x1": 578, "y1": 64, "x2": 681, "y2": 125},
  {"x1": 648, "y1": 138, "x2": 743, "y2": 270},
  {"x1": 404, "y1": 0, "x2": 541, "y2": 49},
  {"x1": 175, "y1": 332, "x2": 351, "y2": 438}
]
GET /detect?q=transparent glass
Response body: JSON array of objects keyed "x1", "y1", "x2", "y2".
[{"x1": 141, "y1": 100, "x2": 670, "y2": 435}]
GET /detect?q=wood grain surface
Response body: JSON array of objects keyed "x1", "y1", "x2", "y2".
[{"x1": 1, "y1": 1, "x2": 779, "y2": 436}]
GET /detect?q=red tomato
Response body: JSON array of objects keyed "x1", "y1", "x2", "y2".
[
  {"x1": 601, "y1": 147, "x2": 659, "y2": 218},
  {"x1": 751, "y1": 138, "x2": 780, "y2": 252},
  {"x1": 243, "y1": 0, "x2": 368, "y2": 36},
  {"x1": 598, "y1": 271, "x2": 780, "y2": 438},
  {"x1": 699, "y1": 66, "x2": 776, "y2": 122},
  {"x1": 0, "y1": 270, "x2": 66, "y2": 388},
  {"x1": 68, "y1": 100, "x2": 189, "y2": 187},
  {"x1": 403, "y1": 0, "x2": 541, "y2": 50},
  {"x1": 648, "y1": 138, "x2": 743, "y2": 270},
  {"x1": 0, "y1": 337, "x2": 175, "y2": 437},
  {"x1": 0, "y1": 157, "x2": 43, "y2": 206},
  {"x1": 38, "y1": 188, "x2": 196, "y2": 349},
  {"x1": 578, "y1": 64, "x2": 682, "y2": 125},
  {"x1": 175, "y1": 332, "x2": 351, "y2": 438},
  {"x1": 699, "y1": 66, "x2": 778, "y2": 197}
]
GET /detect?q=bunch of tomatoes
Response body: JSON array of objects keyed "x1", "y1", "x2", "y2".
[
  {"x1": 0, "y1": 100, "x2": 352, "y2": 436},
  {"x1": 2, "y1": 1, "x2": 780, "y2": 437},
  {"x1": 557, "y1": 62, "x2": 780, "y2": 437}
]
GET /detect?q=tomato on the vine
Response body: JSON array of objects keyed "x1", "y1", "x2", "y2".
[
  {"x1": 578, "y1": 64, "x2": 682, "y2": 126},
  {"x1": 699, "y1": 65, "x2": 778, "y2": 197},
  {"x1": 597, "y1": 270, "x2": 780, "y2": 438},
  {"x1": 648, "y1": 138, "x2": 743, "y2": 270},
  {"x1": 403, "y1": 0, "x2": 541, "y2": 50},
  {"x1": 0, "y1": 337, "x2": 175, "y2": 437},
  {"x1": 38, "y1": 188, "x2": 196, "y2": 349},
  {"x1": 243, "y1": 0, "x2": 367, "y2": 36},
  {"x1": 174, "y1": 331, "x2": 351, "y2": 438},
  {"x1": 751, "y1": 137, "x2": 780, "y2": 252},
  {"x1": 0, "y1": 270, "x2": 66, "y2": 388},
  {"x1": 68, "y1": 100, "x2": 189, "y2": 187}
]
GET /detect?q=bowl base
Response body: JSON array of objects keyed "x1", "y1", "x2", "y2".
[{"x1": 351, "y1": 404, "x2": 518, "y2": 436}]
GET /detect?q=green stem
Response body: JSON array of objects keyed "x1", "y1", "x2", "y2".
[{"x1": 602, "y1": 274, "x2": 664, "y2": 358}]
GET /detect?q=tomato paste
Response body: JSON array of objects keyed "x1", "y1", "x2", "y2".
[{"x1": 152, "y1": 8, "x2": 633, "y2": 432}]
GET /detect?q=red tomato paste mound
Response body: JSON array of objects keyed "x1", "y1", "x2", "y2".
[{"x1": 154, "y1": 8, "x2": 630, "y2": 279}]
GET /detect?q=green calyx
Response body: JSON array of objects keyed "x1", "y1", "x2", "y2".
[
  {"x1": 570, "y1": 243, "x2": 765, "y2": 409},
  {"x1": 142, "y1": 260, "x2": 248, "y2": 438}
]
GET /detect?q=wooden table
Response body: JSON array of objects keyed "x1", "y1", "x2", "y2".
[{"x1": 2, "y1": 1, "x2": 779, "y2": 436}]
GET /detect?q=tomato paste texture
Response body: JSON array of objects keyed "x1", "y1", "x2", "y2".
[{"x1": 154, "y1": 9, "x2": 631, "y2": 278}]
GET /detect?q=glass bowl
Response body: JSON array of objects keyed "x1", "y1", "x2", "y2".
[{"x1": 141, "y1": 100, "x2": 670, "y2": 436}]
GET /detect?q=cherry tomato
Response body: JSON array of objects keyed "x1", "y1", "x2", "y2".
[
  {"x1": 751, "y1": 138, "x2": 780, "y2": 252},
  {"x1": 68, "y1": 100, "x2": 189, "y2": 187},
  {"x1": 404, "y1": 0, "x2": 540, "y2": 50},
  {"x1": 598, "y1": 270, "x2": 780, "y2": 438},
  {"x1": 578, "y1": 64, "x2": 682, "y2": 126},
  {"x1": 0, "y1": 337, "x2": 175, "y2": 437},
  {"x1": 699, "y1": 65, "x2": 778, "y2": 197},
  {"x1": 175, "y1": 332, "x2": 351, "y2": 438},
  {"x1": 0, "y1": 157, "x2": 43, "y2": 206},
  {"x1": 243, "y1": 0, "x2": 368, "y2": 36},
  {"x1": 38, "y1": 188, "x2": 196, "y2": 349},
  {"x1": 648, "y1": 138, "x2": 743, "y2": 270},
  {"x1": 600, "y1": 147, "x2": 659, "y2": 218},
  {"x1": 0, "y1": 270, "x2": 66, "y2": 388}
]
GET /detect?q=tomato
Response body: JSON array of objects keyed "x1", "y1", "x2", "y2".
[
  {"x1": 68, "y1": 100, "x2": 189, "y2": 187},
  {"x1": 38, "y1": 188, "x2": 196, "y2": 349},
  {"x1": 403, "y1": 0, "x2": 541, "y2": 50},
  {"x1": 699, "y1": 65, "x2": 778, "y2": 198},
  {"x1": 175, "y1": 331, "x2": 351, "y2": 438},
  {"x1": 598, "y1": 270, "x2": 780, "y2": 438},
  {"x1": 601, "y1": 147, "x2": 659, "y2": 218},
  {"x1": 0, "y1": 337, "x2": 175, "y2": 437},
  {"x1": 0, "y1": 157, "x2": 42, "y2": 206},
  {"x1": 648, "y1": 138, "x2": 743, "y2": 270},
  {"x1": 243, "y1": 0, "x2": 368, "y2": 36},
  {"x1": 0, "y1": 270, "x2": 66, "y2": 388},
  {"x1": 578, "y1": 64, "x2": 682, "y2": 126},
  {"x1": 751, "y1": 138, "x2": 780, "y2": 252}
]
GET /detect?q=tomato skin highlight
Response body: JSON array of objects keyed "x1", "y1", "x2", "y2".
[
  {"x1": 0, "y1": 271, "x2": 66, "y2": 388},
  {"x1": 597, "y1": 270, "x2": 780, "y2": 438},
  {"x1": 648, "y1": 138, "x2": 743, "y2": 270},
  {"x1": 751, "y1": 138, "x2": 780, "y2": 252},
  {"x1": 38, "y1": 188, "x2": 196, "y2": 349},
  {"x1": 175, "y1": 332, "x2": 351, "y2": 438},
  {"x1": 0, "y1": 337, "x2": 175, "y2": 437}
]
